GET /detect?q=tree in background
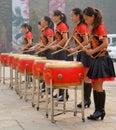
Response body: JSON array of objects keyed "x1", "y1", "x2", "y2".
[{"x1": 0, "y1": 0, "x2": 12, "y2": 53}]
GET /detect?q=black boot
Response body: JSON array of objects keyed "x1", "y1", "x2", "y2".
[
  {"x1": 77, "y1": 83, "x2": 92, "y2": 108},
  {"x1": 42, "y1": 82, "x2": 45, "y2": 92},
  {"x1": 58, "y1": 89, "x2": 69, "y2": 101},
  {"x1": 53, "y1": 88, "x2": 63, "y2": 98},
  {"x1": 88, "y1": 90, "x2": 106, "y2": 120}
]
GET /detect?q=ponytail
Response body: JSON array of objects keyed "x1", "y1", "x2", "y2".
[
  {"x1": 61, "y1": 13, "x2": 67, "y2": 24},
  {"x1": 93, "y1": 8, "x2": 102, "y2": 33},
  {"x1": 43, "y1": 16, "x2": 54, "y2": 30},
  {"x1": 28, "y1": 25, "x2": 32, "y2": 32},
  {"x1": 72, "y1": 8, "x2": 85, "y2": 24},
  {"x1": 83, "y1": 7, "x2": 103, "y2": 33},
  {"x1": 53, "y1": 10, "x2": 68, "y2": 28}
]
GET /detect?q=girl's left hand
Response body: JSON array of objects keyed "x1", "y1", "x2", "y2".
[
  {"x1": 50, "y1": 45, "x2": 57, "y2": 50},
  {"x1": 20, "y1": 47, "x2": 25, "y2": 51},
  {"x1": 86, "y1": 49, "x2": 95, "y2": 56}
]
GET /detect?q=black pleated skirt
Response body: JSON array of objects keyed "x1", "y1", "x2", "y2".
[
  {"x1": 77, "y1": 51, "x2": 93, "y2": 68},
  {"x1": 87, "y1": 54, "x2": 115, "y2": 82}
]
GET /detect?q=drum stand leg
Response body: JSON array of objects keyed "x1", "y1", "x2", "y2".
[
  {"x1": 36, "y1": 74, "x2": 40, "y2": 111},
  {"x1": 9, "y1": 66, "x2": 13, "y2": 89},
  {"x1": 19, "y1": 73, "x2": 23, "y2": 99},
  {"x1": 32, "y1": 76, "x2": 36, "y2": 108},
  {"x1": 63, "y1": 89, "x2": 66, "y2": 114},
  {"x1": 74, "y1": 87, "x2": 77, "y2": 116},
  {"x1": 15, "y1": 67, "x2": 19, "y2": 94},
  {"x1": 45, "y1": 83, "x2": 49, "y2": 118},
  {"x1": 24, "y1": 65, "x2": 28, "y2": 102},
  {"x1": 81, "y1": 81, "x2": 85, "y2": 122},
  {"x1": 50, "y1": 79, "x2": 55, "y2": 123},
  {"x1": 0, "y1": 63, "x2": 2, "y2": 83},
  {"x1": 3, "y1": 64, "x2": 5, "y2": 84}
]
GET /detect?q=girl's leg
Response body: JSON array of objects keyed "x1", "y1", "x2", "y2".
[{"x1": 88, "y1": 82, "x2": 106, "y2": 120}]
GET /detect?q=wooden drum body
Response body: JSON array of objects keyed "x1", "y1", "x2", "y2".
[
  {"x1": 32, "y1": 60, "x2": 60, "y2": 79},
  {"x1": 18, "y1": 56, "x2": 46, "y2": 74},
  {"x1": 0, "y1": 53, "x2": 10, "y2": 66},
  {"x1": 44, "y1": 61, "x2": 84, "y2": 87}
]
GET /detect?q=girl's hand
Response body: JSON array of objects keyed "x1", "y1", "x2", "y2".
[
  {"x1": 68, "y1": 48, "x2": 76, "y2": 53},
  {"x1": 50, "y1": 45, "x2": 57, "y2": 50},
  {"x1": 85, "y1": 49, "x2": 95, "y2": 56},
  {"x1": 19, "y1": 47, "x2": 24, "y2": 51}
]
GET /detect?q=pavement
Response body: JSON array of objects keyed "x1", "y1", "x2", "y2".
[{"x1": 0, "y1": 63, "x2": 116, "y2": 130}]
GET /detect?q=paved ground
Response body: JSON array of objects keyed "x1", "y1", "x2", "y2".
[{"x1": 0, "y1": 63, "x2": 116, "y2": 130}]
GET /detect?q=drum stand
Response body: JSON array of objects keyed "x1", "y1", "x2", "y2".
[
  {"x1": 45, "y1": 79, "x2": 85, "y2": 123},
  {"x1": 18, "y1": 65, "x2": 33, "y2": 102},
  {"x1": 1, "y1": 59, "x2": 10, "y2": 85}
]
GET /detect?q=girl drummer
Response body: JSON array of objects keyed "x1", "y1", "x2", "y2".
[
  {"x1": 83, "y1": 7, "x2": 115, "y2": 120},
  {"x1": 38, "y1": 16, "x2": 55, "y2": 59},
  {"x1": 20, "y1": 23, "x2": 33, "y2": 54},
  {"x1": 27, "y1": 17, "x2": 55, "y2": 59},
  {"x1": 50, "y1": 10, "x2": 70, "y2": 101},
  {"x1": 65, "y1": 8, "x2": 92, "y2": 108}
]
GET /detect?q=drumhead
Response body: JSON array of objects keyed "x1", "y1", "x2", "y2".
[{"x1": 45, "y1": 61, "x2": 83, "y2": 68}]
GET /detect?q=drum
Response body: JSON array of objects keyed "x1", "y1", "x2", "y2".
[
  {"x1": 44, "y1": 61, "x2": 84, "y2": 87},
  {"x1": 32, "y1": 60, "x2": 61, "y2": 79},
  {"x1": 8, "y1": 53, "x2": 24, "y2": 67},
  {"x1": 11, "y1": 54, "x2": 34, "y2": 69},
  {"x1": 12, "y1": 54, "x2": 24, "y2": 69},
  {"x1": 0, "y1": 53, "x2": 10, "y2": 66},
  {"x1": 18, "y1": 56, "x2": 46, "y2": 74}
]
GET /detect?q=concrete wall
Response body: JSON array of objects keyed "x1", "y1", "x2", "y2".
[{"x1": 65, "y1": 0, "x2": 116, "y2": 34}]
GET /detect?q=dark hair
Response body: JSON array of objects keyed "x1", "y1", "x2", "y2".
[
  {"x1": 43, "y1": 16, "x2": 54, "y2": 30},
  {"x1": 38, "y1": 21, "x2": 41, "y2": 25},
  {"x1": 83, "y1": 7, "x2": 102, "y2": 33},
  {"x1": 72, "y1": 8, "x2": 85, "y2": 24},
  {"x1": 53, "y1": 10, "x2": 68, "y2": 26},
  {"x1": 21, "y1": 23, "x2": 32, "y2": 32},
  {"x1": 28, "y1": 25, "x2": 32, "y2": 32}
]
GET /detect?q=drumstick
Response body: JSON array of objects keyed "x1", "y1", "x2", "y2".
[
  {"x1": 73, "y1": 35, "x2": 86, "y2": 50},
  {"x1": 67, "y1": 50, "x2": 82, "y2": 57},
  {"x1": 51, "y1": 48, "x2": 66, "y2": 55},
  {"x1": 73, "y1": 35, "x2": 104, "y2": 59},
  {"x1": 51, "y1": 45, "x2": 70, "y2": 55},
  {"x1": 35, "y1": 43, "x2": 52, "y2": 54},
  {"x1": 22, "y1": 49, "x2": 35, "y2": 53}
]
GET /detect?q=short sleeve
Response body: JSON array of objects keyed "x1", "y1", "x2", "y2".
[
  {"x1": 78, "y1": 24, "x2": 88, "y2": 34},
  {"x1": 95, "y1": 24, "x2": 107, "y2": 36},
  {"x1": 73, "y1": 24, "x2": 88, "y2": 35},
  {"x1": 57, "y1": 22, "x2": 69, "y2": 33},
  {"x1": 25, "y1": 32, "x2": 33, "y2": 39},
  {"x1": 44, "y1": 28, "x2": 54, "y2": 37}
]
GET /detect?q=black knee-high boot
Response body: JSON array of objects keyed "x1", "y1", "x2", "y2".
[
  {"x1": 77, "y1": 82, "x2": 92, "y2": 108},
  {"x1": 88, "y1": 90, "x2": 106, "y2": 120},
  {"x1": 58, "y1": 89, "x2": 69, "y2": 101}
]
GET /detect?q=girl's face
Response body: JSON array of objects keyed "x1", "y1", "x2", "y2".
[
  {"x1": 70, "y1": 11, "x2": 79, "y2": 23},
  {"x1": 52, "y1": 14, "x2": 60, "y2": 23},
  {"x1": 41, "y1": 18, "x2": 48, "y2": 27},
  {"x1": 83, "y1": 14, "x2": 94, "y2": 25},
  {"x1": 38, "y1": 24, "x2": 42, "y2": 31},
  {"x1": 21, "y1": 27, "x2": 27, "y2": 33}
]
